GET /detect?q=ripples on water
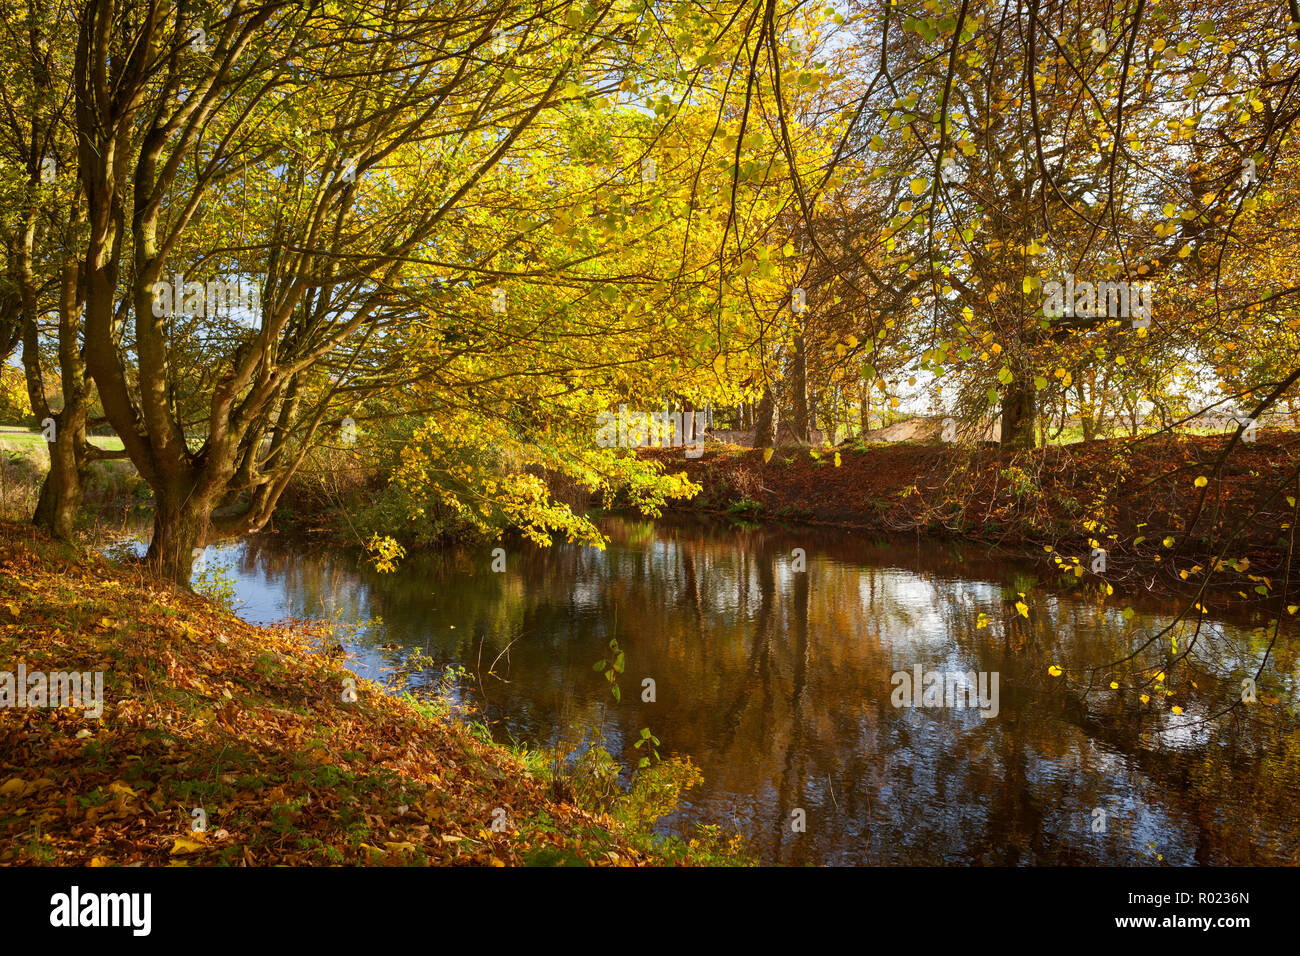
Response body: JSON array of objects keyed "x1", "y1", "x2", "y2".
[{"x1": 185, "y1": 517, "x2": 1300, "y2": 865}]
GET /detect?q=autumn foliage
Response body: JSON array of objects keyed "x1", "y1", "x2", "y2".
[{"x1": 0, "y1": 523, "x2": 655, "y2": 866}]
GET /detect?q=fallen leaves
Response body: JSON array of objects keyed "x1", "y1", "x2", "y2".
[
  {"x1": 0, "y1": 524, "x2": 650, "y2": 868},
  {"x1": 170, "y1": 833, "x2": 208, "y2": 855},
  {"x1": 1, "y1": 776, "x2": 55, "y2": 799}
]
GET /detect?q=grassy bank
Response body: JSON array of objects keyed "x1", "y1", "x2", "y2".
[{"x1": 0, "y1": 522, "x2": 739, "y2": 866}]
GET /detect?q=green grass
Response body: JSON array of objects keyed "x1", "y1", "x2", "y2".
[
  {"x1": 0, "y1": 426, "x2": 142, "y2": 523},
  {"x1": 0, "y1": 426, "x2": 125, "y2": 460}
]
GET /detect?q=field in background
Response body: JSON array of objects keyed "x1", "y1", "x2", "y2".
[{"x1": 0, "y1": 426, "x2": 138, "y2": 526}]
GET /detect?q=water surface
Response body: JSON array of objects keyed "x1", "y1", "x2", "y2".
[{"x1": 195, "y1": 517, "x2": 1300, "y2": 865}]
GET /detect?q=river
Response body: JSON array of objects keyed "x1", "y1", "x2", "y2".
[{"x1": 190, "y1": 515, "x2": 1300, "y2": 865}]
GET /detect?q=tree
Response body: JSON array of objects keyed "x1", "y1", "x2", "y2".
[
  {"x1": 68, "y1": 0, "x2": 655, "y2": 582},
  {"x1": 0, "y1": 0, "x2": 123, "y2": 539}
]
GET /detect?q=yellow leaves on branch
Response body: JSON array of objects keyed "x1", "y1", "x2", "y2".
[{"x1": 366, "y1": 534, "x2": 406, "y2": 574}]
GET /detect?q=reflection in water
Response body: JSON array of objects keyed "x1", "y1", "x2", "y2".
[{"x1": 199, "y1": 516, "x2": 1300, "y2": 865}]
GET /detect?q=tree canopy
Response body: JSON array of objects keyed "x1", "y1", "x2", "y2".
[{"x1": 2, "y1": 0, "x2": 1299, "y2": 589}]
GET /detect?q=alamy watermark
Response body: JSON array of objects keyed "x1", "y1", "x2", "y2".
[
  {"x1": 1043, "y1": 276, "x2": 1153, "y2": 327},
  {"x1": 890, "y1": 665, "x2": 999, "y2": 719},
  {"x1": 50, "y1": 886, "x2": 150, "y2": 936},
  {"x1": 596, "y1": 405, "x2": 704, "y2": 458},
  {"x1": 151, "y1": 274, "x2": 261, "y2": 319},
  {"x1": 1, "y1": 664, "x2": 103, "y2": 718}
]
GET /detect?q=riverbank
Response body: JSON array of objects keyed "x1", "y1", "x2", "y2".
[
  {"x1": 644, "y1": 432, "x2": 1300, "y2": 597},
  {"x1": 0, "y1": 522, "x2": 734, "y2": 866}
]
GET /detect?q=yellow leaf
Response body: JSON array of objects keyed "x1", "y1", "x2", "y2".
[
  {"x1": 1171, "y1": 705, "x2": 1183, "y2": 715},
  {"x1": 834, "y1": 452, "x2": 842, "y2": 467},
  {"x1": 762, "y1": 448, "x2": 774, "y2": 463},
  {"x1": 170, "y1": 834, "x2": 208, "y2": 855},
  {"x1": 1048, "y1": 665, "x2": 1062, "y2": 677},
  {"x1": 1015, "y1": 601, "x2": 1029, "y2": 618},
  {"x1": 1194, "y1": 476, "x2": 1208, "y2": 488}
]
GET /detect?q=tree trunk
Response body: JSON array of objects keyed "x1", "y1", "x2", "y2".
[
  {"x1": 754, "y1": 387, "x2": 775, "y2": 448},
  {"x1": 33, "y1": 410, "x2": 87, "y2": 541},
  {"x1": 24, "y1": 260, "x2": 90, "y2": 542},
  {"x1": 1000, "y1": 378, "x2": 1037, "y2": 450},
  {"x1": 146, "y1": 484, "x2": 211, "y2": 585},
  {"x1": 789, "y1": 336, "x2": 809, "y2": 442},
  {"x1": 1075, "y1": 381, "x2": 1096, "y2": 441}
]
